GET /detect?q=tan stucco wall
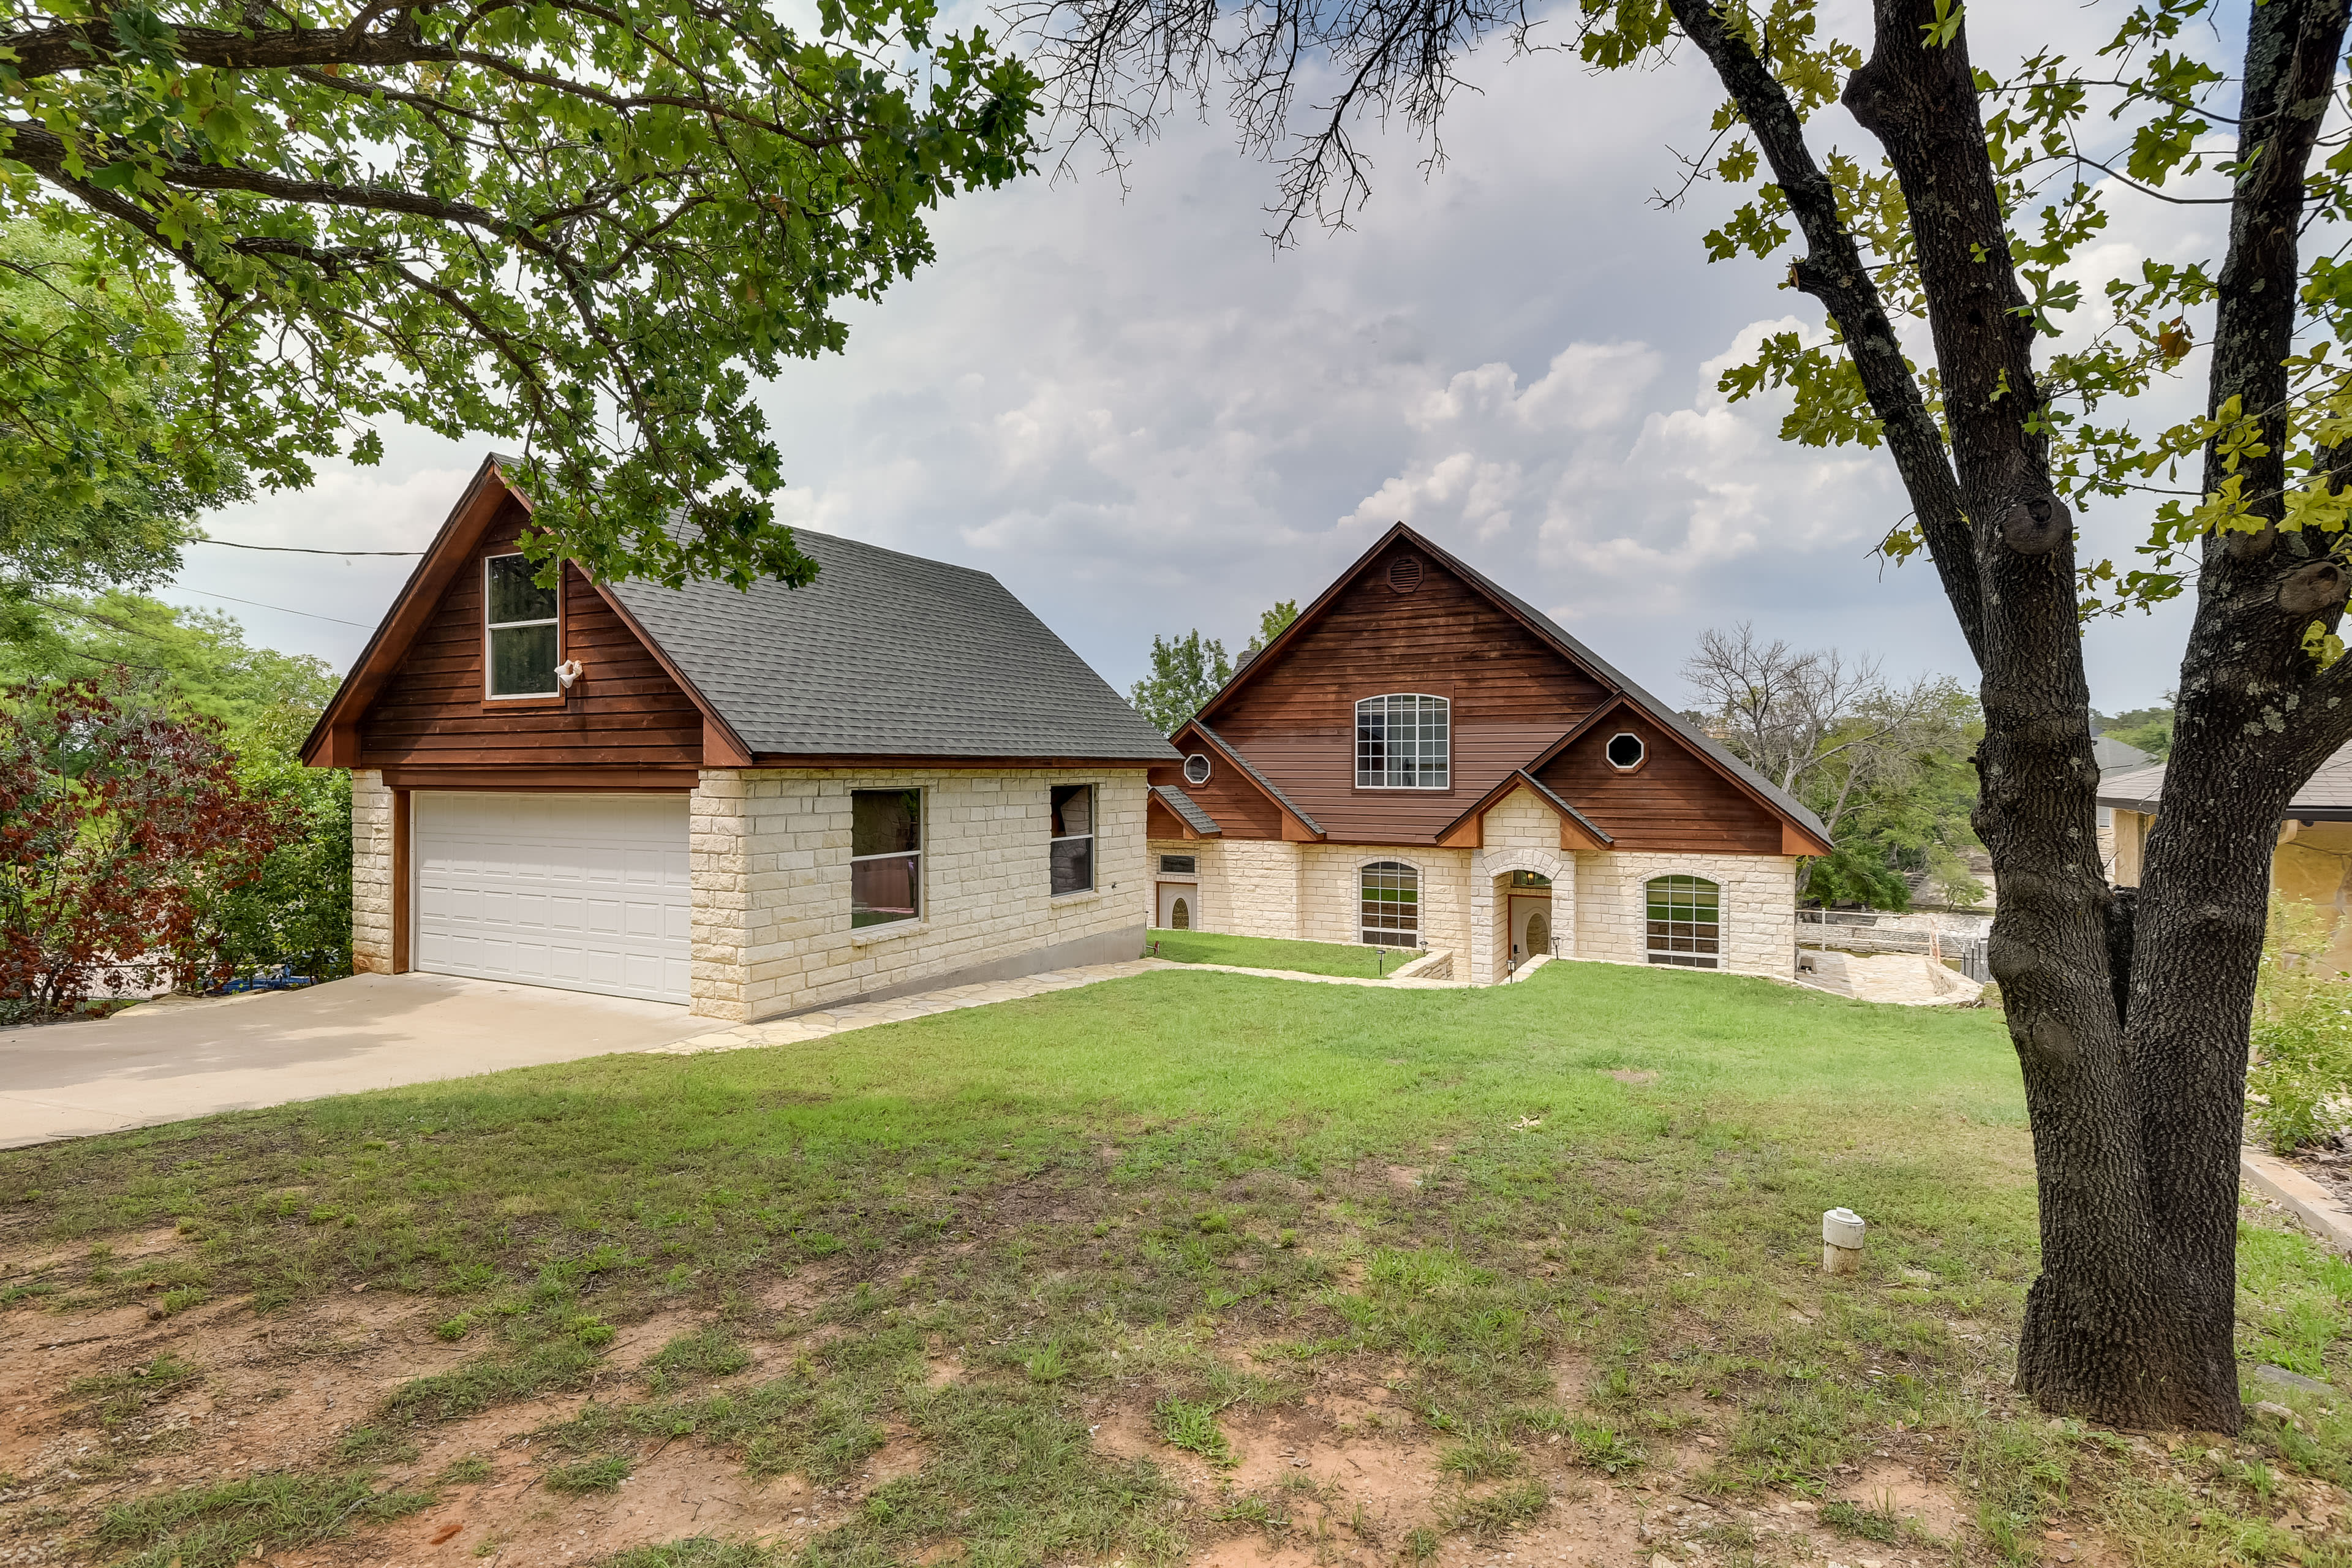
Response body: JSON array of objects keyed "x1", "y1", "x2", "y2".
[
  {"x1": 2111, "y1": 810, "x2": 2150, "y2": 887},
  {"x1": 691, "y1": 767, "x2": 1151, "y2": 1022},
  {"x1": 351, "y1": 769, "x2": 395, "y2": 975},
  {"x1": 2275, "y1": 821, "x2": 2352, "y2": 975}
]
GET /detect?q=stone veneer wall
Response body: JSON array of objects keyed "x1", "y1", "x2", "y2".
[
  {"x1": 1297, "y1": 844, "x2": 1472, "y2": 954},
  {"x1": 1574, "y1": 850, "x2": 1798, "y2": 978},
  {"x1": 1214, "y1": 838, "x2": 1307, "y2": 939},
  {"x1": 1469, "y1": 787, "x2": 1575, "y2": 984},
  {"x1": 1144, "y1": 839, "x2": 1219, "y2": 930},
  {"x1": 350, "y1": 769, "x2": 396, "y2": 974},
  {"x1": 691, "y1": 767, "x2": 1150, "y2": 1022}
]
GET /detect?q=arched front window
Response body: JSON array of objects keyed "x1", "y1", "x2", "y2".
[
  {"x1": 1645, "y1": 875, "x2": 1721, "y2": 968},
  {"x1": 1361, "y1": 861, "x2": 1420, "y2": 948},
  {"x1": 1356, "y1": 695, "x2": 1450, "y2": 789}
]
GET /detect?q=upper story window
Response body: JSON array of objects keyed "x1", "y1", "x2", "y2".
[
  {"x1": 485, "y1": 554, "x2": 560, "y2": 698},
  {"x1": 851, "y1": 789, "x2": 921, "y2": 928},
  {"x1": 1606, "y1": 732, "x2": 1646, "y2": 771},
  {"x1": 1356, "y1": 694, "x2": 1450, "y2": 790},
  {"x1": 1183, "y1": 753, "x2": 1212, "y2": 786},
  {"x1": 1050, "y1": 784, "x2": 1095, "y2": 895}
]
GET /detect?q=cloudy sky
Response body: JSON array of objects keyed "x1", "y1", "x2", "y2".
[{"x1": 172, "y1": 1, "x2": 2222, "y2": 714}]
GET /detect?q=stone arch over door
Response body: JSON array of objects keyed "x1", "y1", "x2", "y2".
[{"x1": 1471, "y1": 846, "x2": 1574, "y2": 984}]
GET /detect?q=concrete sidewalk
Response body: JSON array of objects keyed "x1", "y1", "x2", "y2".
[
  {"x1": 0, "y1": 973, "x2": 707, "y2": 1148},
  {"x1": 0, "y1": 954, "x2": 1455, "y2": 1148}
]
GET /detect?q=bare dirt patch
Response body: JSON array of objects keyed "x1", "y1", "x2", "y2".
[{"x1": 0, "y1": 1262, "x2": 1981, "y2": 1568}]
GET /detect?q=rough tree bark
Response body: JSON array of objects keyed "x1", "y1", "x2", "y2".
[{"x1": 1670, "y1": 0, "x2": 2352, "y2": 1429}]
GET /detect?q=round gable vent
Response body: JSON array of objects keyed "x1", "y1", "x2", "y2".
[{"x1": 1387, "y1": 555, "x2": 1424, "y2": 594}]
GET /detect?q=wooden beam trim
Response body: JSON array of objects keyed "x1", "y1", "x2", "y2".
[
  {"x1": 379, "y1": 767, "x2": 699, "y2": 791},
  {"x1": 391, "y1": 787, "x2": 412, "y2": 973},
  {"x1": 301, "y1": 453, "x2": 530, "y2": 766}
]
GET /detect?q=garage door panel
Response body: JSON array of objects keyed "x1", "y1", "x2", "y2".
[{"x1": 415, "y1": 792, "x2": 692, "y2": 1005}]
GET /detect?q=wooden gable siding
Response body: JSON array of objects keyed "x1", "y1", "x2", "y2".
[
  {"x1": 1534, "y1": 711, "x2": 1783, "y2": 854},
  {"x1": 357, "y1": 507, "x2": 705, "y2": 771},
  {"x1": 1207, "y1": 540, "x2": 1607, "y2": 842},
  {"x1": 1148, "y1": 756, "x2": 1288, "y2": 839}
]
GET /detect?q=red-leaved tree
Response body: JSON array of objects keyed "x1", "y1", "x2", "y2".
[{"x1": 0, "y1": 677, "x2": 284, "y2": 1016}]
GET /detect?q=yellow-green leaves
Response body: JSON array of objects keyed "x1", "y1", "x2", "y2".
[
  {"x1": 1920, "y1": 0, "x2": 1965, "y2": 49},
  {"x1": 2305, "y1": 621, "x2": 2348, "y2": 671}
]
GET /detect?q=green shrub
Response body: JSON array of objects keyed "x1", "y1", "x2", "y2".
[{"x1": 2248, "y1": 899, "x2": 2352, "y2": 1152}]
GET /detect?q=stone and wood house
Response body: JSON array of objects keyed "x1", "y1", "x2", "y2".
[
  {"x1": 1142, "y1": 524, "x2": 1836, "y2": 984},
  {"x1": 302, "y1": 454, "x2": 1175, "y2": 1022}
]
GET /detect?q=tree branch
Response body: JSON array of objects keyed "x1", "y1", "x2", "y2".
[{"x1": 1664, "y1": 0, "x2": 1984, "y2": 668}]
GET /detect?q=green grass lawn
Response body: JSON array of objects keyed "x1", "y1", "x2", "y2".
[
  {"x1": 1144, "y1": 925, "x2": 1425, "y2": 976},
  {"x1": 4, "y1": 962, "x2": 2350, "y2": 1568}
]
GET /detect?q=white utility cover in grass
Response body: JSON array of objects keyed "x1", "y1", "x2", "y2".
[{"x1": 413, "y1": 793, "x2": 692, "y2": 1004}]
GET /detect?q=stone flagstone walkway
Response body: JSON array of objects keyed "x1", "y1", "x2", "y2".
[{"x1": 640, "y1": 954, "x2": 1482, "y2": 1057}]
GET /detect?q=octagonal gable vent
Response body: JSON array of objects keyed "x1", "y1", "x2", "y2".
[{"x1": 1387, "y1": 554, "x2": 1424, "y2": 595}]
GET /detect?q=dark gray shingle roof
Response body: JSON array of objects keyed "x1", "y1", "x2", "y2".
[
  {"x1": 2101, "y1": 744, "x2": 2352, "y2": 819},
  {"x1": 1152, "y1": 785, "x2": 1222, "y2": 835},
  {"x1": 605, "y1": 529, "x2": 1177, "y2": 763},
  {"x1": 2093, "y1": 735, "x2": 2155, "y2": 775}
]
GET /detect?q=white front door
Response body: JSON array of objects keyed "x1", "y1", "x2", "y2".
[
  {"x1": 1157, "y1": 882, "x2": 1195, "y2": 930},
  {"x1": 413, "y1": 793, "x2": 692, "y2": 1003}
]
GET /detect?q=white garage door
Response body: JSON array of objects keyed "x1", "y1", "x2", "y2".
[{"x1": 413, "y1": 793, "x2": 692, "y2": 1004}]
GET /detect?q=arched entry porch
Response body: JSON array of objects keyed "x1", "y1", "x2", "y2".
[{"x1": 1471, "y1": 846, "x2": 1572, "y2": 984}]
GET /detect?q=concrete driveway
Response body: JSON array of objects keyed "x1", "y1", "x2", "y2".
[{"x1": 0, "y1": 973, "x2": 709, "y2": 1148}]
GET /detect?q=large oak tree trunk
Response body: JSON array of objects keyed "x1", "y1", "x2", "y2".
[{"x1": 1672, "y1": 0, "x2": 2352, "y2": 1428}]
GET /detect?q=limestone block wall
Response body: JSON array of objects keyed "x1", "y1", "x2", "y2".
[
  {"x1": 1483, "y1": 788, "x2": 1559, "y2": 856},
  {"x1": 1297, "y1": 844, "x2": 1472, "y2": 953},
  {"x1": 691, "y1": 767, "x2": 1151, "y2": 1022},
  {"x1": 1216, "y1": 839, "x2": 1306, "y2": 940},
  {"x1": 1574, "y1": 851, "x2": 1798, "y2": 978},
  {"x1": 1145, "y1": 839, "x2": 1219, "y2": 930},
  {"x1": 1469, "y1": 788, "x2": 1575, "y2": 983},
  {"x1": 350, "y1": 769, "x2": 396, "y2": 974}
]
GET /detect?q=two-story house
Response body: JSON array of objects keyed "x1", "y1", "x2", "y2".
[{"x1": 1141, "y1": 525, "x2": 1833, "y2": 984}]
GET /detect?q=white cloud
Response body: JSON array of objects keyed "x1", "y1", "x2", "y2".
[{"x1": 181, "y1": 4, "x2": 2220, "y2": 710}]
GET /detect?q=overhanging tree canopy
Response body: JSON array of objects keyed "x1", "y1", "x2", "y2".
[
  {"x1": 1015, "y1": 0, "x2": 2352, "y2": 1428},
  {"x1": 0, "y1": 0, "x2": 1039, "y2": 587}
]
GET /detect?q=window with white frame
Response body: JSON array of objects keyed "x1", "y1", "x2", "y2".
[
  {"x1": 851, "y1": 789, "x2": 921, "y2": 928},
  {"x1": 1360, "y1": 861, "x2": 1420, "y2": 948},
  {"x1": 1183, "y1": 753, "x2": 1212, "y2": 786},
  {"x1": 1050, "y1": 785, "x2": 1095, "y2": 895},
  {"x1": 1645, "y1": 875, "x2": 1721, "y2": 968},
  {"x1": 484, "y1": 554, "x2": 560, "y2": 697},
  {"x1": 1355, "y1": 695, "x2": 1450, "y2": 789}
]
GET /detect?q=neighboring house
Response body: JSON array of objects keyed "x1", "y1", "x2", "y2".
[
  {"x1": 1141, "y1": 525, "x2": 1835, "y2": 984},
  {"x1": 2091, "y1": 733, "x2": 2155, "y2": 873},
  {"x1": 302, "y1": 455, "x2": 1177, "y2": 1021},
  {"x1": 2103, "y1": 745, "x2": 2352, "y2": 972}
]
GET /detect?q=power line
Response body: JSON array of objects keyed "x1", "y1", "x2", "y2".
[
  {"x1": 168, "y1": 588, "x2": 372, "y2": 628},
  {"x1": 189, "y1": 538, "x2": 423, "y2": 556}
]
